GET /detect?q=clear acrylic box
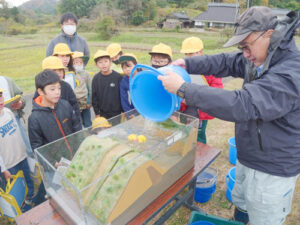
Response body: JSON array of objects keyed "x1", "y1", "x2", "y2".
[{"x1": 35, "y1": 109, "x2": 199, "y2": 225}]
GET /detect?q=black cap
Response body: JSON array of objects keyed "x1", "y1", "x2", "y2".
[{"x1": 224, "y1": 6, "x2": 277, "y2": 47}]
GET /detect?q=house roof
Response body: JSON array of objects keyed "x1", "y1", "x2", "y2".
[
  {"x1": 194, "y1": 3, "x2": 240, "y2": 24},
  {"x1": 166, "y1": 12, "x2": 190, "y2": 21}
]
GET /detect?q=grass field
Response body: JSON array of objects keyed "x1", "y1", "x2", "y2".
[
  {"x1": 0, "y1": 28, "x2": 300, "y2": 224},
  {"x1": 0, "y1": 27, "x2": 236, "y2": 93}
]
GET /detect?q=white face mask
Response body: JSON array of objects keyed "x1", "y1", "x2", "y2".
[
  {"x1": 74, "y1": 65, "x2": 84, "y2": 72},
  {"x1": 63, "y1": 25, "x2": 76, "y2": 36}
]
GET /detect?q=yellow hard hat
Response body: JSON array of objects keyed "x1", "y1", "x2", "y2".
[
  {"x1": 53, "y1": 43, "x2": 73, "y2": 56},
  {"x1": 72, "y1": 51, "x2": 84, "y2": 59},
  {"x1": 72, "y1": 51, "x2": 89, "y2": 64},
  {"x1": 94, "y1": 50, "x2": 110, "y2": 62},
  {"x1": 119, "y1": 53, "x2": 138, "y2": 64},
  {"x1": 106, "y1": 43, "x2": 122, "y2": 58},
  {"x1": 92, "y1": 117, "x2": 112, "y2": 130},
  {"x1": 149, "y1": 43, "x2": 172, "y2": 58},
  {"x1": 42, "y1": 56, "x2": 66, "y2": 70},
  {"x1": 181, "y1": 37, "x2": 204, "y2": 54}
]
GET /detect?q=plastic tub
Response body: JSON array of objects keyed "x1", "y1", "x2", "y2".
[
  {"x1": 190, "y1": 221, "x2": 215, "y2": 225},
  {"x1": 194, "y1": 167, "x2": 217, "y2": 203},
  {"x1": 188, "y1": 210, "x2": 244, "y2": 225},
  {"x1": 130, "y1": 64, "x2": 191, "y2": 122},
  {"x1": 225, "y1": 167, "x2": 236, "y2": 202},
  {"x1": 228, "y1": 137, "x2": 237, "y2": 165}
]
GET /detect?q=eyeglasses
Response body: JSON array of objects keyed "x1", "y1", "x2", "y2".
[
  {"x1": 237, "y1": 31, "x2": 266, "y2": 52},
  {"x1": 151, "y1": 59, "x2": 169, "y2": 66}
]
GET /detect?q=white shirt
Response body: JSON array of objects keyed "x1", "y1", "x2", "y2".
[{"x1": 0, "y1": 108, "x2": 27, "y2": 172}]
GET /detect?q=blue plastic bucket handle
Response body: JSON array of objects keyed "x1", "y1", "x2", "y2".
[{"x1": 129, "y1": 64, "x2": 191, "y2": 122}]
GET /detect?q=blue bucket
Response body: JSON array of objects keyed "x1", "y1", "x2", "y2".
[
  {"x1": 129, "y1": 64, "x2": 191, "y2": 122},
  {"x1": 228, "y1": 137, "x2": 237, "y2": 165},
  {"x1": 190, "y1": 221, "x2": 215, "y2": 225},
  {"x1": 225, "y1": 167, "x2": 236, "y2": 202},
  {"x1": 194, "y1": 167, "x2": 217, "y2": 203}
]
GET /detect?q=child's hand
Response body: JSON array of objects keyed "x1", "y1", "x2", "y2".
[
  {"x1": 171, "y1": 58, "x2": 186, "y2": 70},
  {"x1": 54, "y1": 161, "x2": 62, "y2": 168},
  {"x1": 10, "y1": 100, "x2": 23, "y2": 110},
  {"x1": 3, "y1": 170, "x2": 12, "y2": 180}
]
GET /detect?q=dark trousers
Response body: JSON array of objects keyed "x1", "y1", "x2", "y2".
[
  {"x1": 81, "y1": 108, "x2": 92, "y2": 128},
  {"x1": 197, "y1": 120, "x2": 208, "y2": 144}
]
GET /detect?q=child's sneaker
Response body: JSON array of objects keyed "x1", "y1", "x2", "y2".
[{"x1": 21, "y1": 200, "x2": 33, "y2": 212}]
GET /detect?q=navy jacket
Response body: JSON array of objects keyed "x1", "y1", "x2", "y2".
[
  {"x1": 184, "y1": 12, "x2": 300, "y2": 177},
  {"x1": 120, "y1": 76, "x2": 134, "y2": 112},
  {"x1": 28, "y1": 98, "x2": 82, "y2": 151}
]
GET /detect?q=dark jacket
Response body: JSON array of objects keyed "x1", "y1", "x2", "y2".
[
  {"x1": 184, "y1": 12, "x2": 300, "y2": 177},
  {"x1": 46, "y1": 32, "x2": 90, "y2": 64},
  {"x1": 120, "y1": 76, "x2": 135, "y2": 112},
  {"x1": 28, "y1": 98, "x2": 82, "y2": 151},
  {"x1": 34, "y1": 80, "x2": 81, "y2": 120},
  {"x1": 92, "y1": 71, "x2": 123, "y2": 119}
]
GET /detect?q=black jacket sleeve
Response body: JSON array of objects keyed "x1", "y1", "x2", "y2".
[
  {"x1": 92, "y1": 75, "x2": 100, "y2": 115},
  {"x1": 185, "y1": 52, "x2": 246, "y2": 79},
  {"x1": 64, "y1": 83, "x2": 81, "y2": 119},
  {"x1": 185, "y1": 68, "x2": 298, "y2": 123},
  {"x1": 28, "y1": 115, "x2": 44, "y2": 151},
  {"x1": 70, "y1": 105, "x2": 82, "y2": 132}
]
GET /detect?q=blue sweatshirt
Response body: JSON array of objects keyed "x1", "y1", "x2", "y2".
[{"x1": 120, "y1": 76, "x2": 134, "y2": 112}]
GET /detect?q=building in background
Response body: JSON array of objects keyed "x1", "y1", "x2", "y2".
[
  {"x1": 157, "y1": 11, "x2": 194, "y2": 29},
  {"x1": 193, "y1": 3, "x2": 240, "y2": 29}
]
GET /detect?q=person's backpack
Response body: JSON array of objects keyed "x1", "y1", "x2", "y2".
[{"x1": 0, "y1": 170, "x2": 27, "y2": 221}]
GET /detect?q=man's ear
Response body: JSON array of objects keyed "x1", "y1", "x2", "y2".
[
  {"x1": 60, "y1": 24, "x2": 64, "y2": 30},
  {"x1": 265, "y1": 29, "x2": 274, "y2": 38},
  {"x1": 37, "y1": 88, "x2": 44, "y2": 96}
]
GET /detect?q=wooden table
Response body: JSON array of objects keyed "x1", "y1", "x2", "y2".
[{"x1": 16, "y1": 143, "x2": 220, "y2": 225}]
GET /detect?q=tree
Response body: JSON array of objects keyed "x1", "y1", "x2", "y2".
[
  {"x1": 58, "y1": 0, "x2": 98, "y2": 18},
  {"x1": 131, "y1": 10, "x2": 145, "y2": 25},
  {"x1": 10, "y1": 7, "x2": 20, "y2": 23},
  {"x1": 95, "y1": 16, "x2": 116, "y2": 40},
  {"x1": 0, "y1": 0, "x2": 9, "y2": 19}
]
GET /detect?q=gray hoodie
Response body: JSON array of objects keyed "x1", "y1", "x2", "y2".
[
  {"x1": 46, "y1": 31, "x2": 90, "y2": 63},
  {"x1": 184, "y1": 12, "x2": 300, "y2": 177}
]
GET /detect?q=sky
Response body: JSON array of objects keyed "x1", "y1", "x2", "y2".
[{"x1": 6, "y1": 0, "x2": 30, "y2": 7}]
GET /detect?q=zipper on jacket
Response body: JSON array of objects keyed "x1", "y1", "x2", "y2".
[
  {"x1": 52, "y1": 110, "x2": 74, "y2": 159},
  {"x1": 256, "y1": 119, "x2": 264, "y2": 151}
]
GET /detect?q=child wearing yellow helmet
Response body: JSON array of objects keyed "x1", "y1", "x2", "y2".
[
  {"x1": 149, "y1": 43, "x2": 172, "y2": 68},
  {"x1": 119, "y1": 53, "x2": 138, "y2": 113},
  {"x1": 72, "y1": 51, "x2": 92, "y2": 128},
  {"x1": 106, "y1": 43, "x2": 123, "y2": 65},
  {"x1": 34, "y1": 56, "x2": 81, "y2": 120},
  {"x1": 91, "y1": 117, "x2": 112, "y2": 135},
  {"x1": 92, "y1": 50, "x2": 123, "y2": 121},
  {"x1": 180, "y1": 37, "x2": 223, "y2": 144},
  {"x1": 53, "y1": 43, "x2": 76, "y2": 90}
]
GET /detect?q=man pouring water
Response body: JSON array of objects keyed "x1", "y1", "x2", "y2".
[{"x1": 158, "y1": 6, "x2": 300, "y2": 225}]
